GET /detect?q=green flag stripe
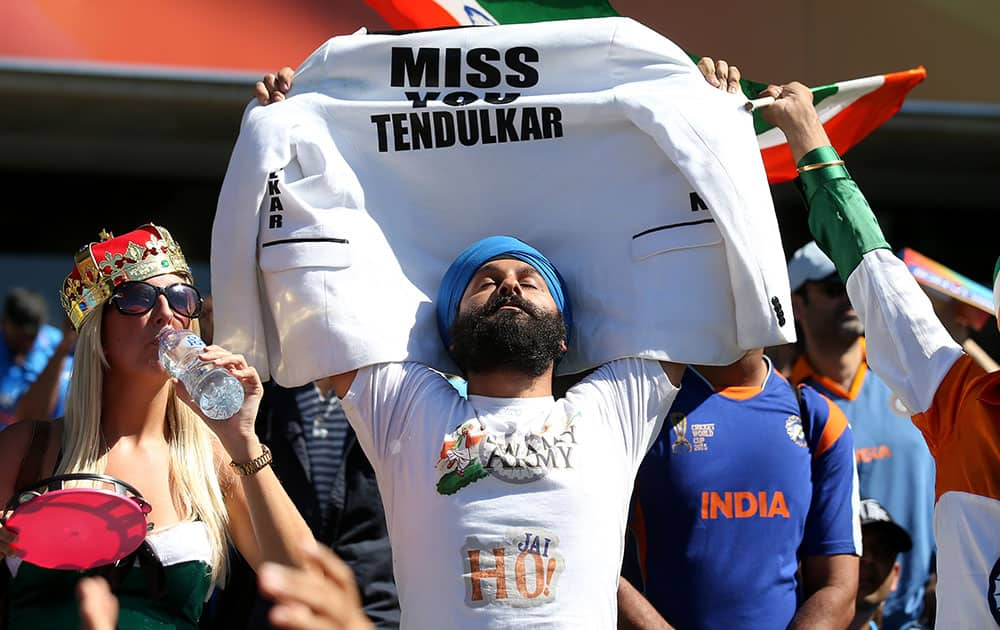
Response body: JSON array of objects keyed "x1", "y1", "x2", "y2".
[{"x1": 476, "y1": 0, "x2": 618, "y2": 23}]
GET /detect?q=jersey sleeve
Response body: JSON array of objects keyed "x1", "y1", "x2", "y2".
[
  {"x1": 565, "y1": 358, "x2": 678, "y2": 468},
  {"x1": 342, "y1": 362, "x2": 464, "y2": 467},
  {"x1": 801, "y1": 147, "x2": 964, "y2": 418},
  {"x1": 801, "y1": 386, "x2": 862, "y2": 557}
]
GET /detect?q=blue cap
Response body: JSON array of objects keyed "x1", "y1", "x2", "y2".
[
  {"x1": 788, "y1": 241, "x2": 838, "y2": 292},
  {"x1": 436, "y1": 236, "x2": 572, "y2": 350}
]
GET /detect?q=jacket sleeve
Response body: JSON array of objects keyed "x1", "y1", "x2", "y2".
[
  {"x1": 211, "y1": 102, "x2": 290, "y2": 381},
  {"x1": 801, "y1": 146, "x2": 964, "y2": 417}
]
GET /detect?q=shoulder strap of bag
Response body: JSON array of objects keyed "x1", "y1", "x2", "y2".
[{"x1": 790, "y1": 382, "x2": 812, "y2": 452}]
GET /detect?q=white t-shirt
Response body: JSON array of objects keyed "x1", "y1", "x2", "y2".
[{"x1": 342, "y1": 358, "x2": 677, "y2": 629}]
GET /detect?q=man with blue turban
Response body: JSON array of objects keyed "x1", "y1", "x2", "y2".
[
  {"x1": 436, "y1": 235, "x2": 574, "y2": 382},
  {"x1": 321, "y1": 234, "x2": 684, "y2": 628}
]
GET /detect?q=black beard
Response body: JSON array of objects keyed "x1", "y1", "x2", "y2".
[{"x1": 449, "y1": 293, "x2": 567, "y2": 377}]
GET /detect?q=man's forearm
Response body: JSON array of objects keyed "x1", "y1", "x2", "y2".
[
  {"x1": 794, "y1": 554, "x2": 858, "y2": 630},
  {"x1": 617, "y1": 576, "x2": 674, "y2": 630},
  {"x1": 14, "y1": 348, "x2": 69, "y2": 422},
  {"x1": 789, "y1": 584, "x2": 855, "y2": 630},
  {"x1": 779, "y1": 111, "x2": 830, "y2": 165}
]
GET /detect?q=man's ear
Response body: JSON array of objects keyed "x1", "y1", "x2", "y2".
[{"x1": 889, "y1": 561, "x2": 901, "y2": 593}]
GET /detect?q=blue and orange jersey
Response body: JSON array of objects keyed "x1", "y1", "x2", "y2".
[
  {"x1": 791, "y1": 340, "x2": 936, "y2": 627},
  {"x1": 628, "y1": 360, "x2": 860, "y2": 630}
]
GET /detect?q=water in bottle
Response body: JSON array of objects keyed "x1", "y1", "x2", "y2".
[{"x1": 157, "y1": 328, "x2": 244, "y2": 420}]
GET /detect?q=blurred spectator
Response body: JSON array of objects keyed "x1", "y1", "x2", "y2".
[
  {"x1": 789, "y1": 242, "x2": 935, "y2": 630},
  {"x1": 211, "y1": 376, "x2": 399, "y2": 629},
  {"x1": 622, "y1": 348, "x2": 859, "y2": 629},
  {"x1": 0, "y1": 287, "x2": 73, "y2": 427},
  {"x1": 849, "y1": 499, "x2": 919, "y2": 630}
]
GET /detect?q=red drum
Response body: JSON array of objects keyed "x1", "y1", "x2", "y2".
[{"x1": 3, "y1": 474, "x2": 152, "y2": 570}]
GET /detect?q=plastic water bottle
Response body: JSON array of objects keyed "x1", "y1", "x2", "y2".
[{"x1": 157, "y1": 328, "x2": 244, "y2": 420}]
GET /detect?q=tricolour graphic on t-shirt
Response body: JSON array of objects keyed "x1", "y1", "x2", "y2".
[
  {"x1": 436, "y1": 419, "x2": 490, "y2": 495},
  {"x1": 461, "y1": 529, "x2": 564, "y2": 608},
  {"x1": 435, "y1": 413, "x2": 578, "y2": 494}
]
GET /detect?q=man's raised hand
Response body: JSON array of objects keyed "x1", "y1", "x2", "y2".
[
  {"x1": 758, "y1": 82, "x2": 832, "y2": 163},
  {"x1": 258, "y1": 540, "x2": 372, "y2": 630},
  {"x1": 697, "y1": 57, "x2": 741, "y2": 94},
  {"x1": 255, "y1": 67, "x2": 296, "y2": 105}
]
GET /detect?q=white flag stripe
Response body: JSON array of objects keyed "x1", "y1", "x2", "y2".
[
  {"x1": 756, "y1": 75, "x2": 886, "y2": 149},
  {"x1": 433, "y1": 0, "x2": 499, "y2": 25}
]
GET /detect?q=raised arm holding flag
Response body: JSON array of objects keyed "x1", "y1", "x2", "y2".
[{"x1": 763, "y1": 70, "x2": 1000, "y2": 630}]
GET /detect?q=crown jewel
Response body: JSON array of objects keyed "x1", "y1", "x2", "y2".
[{"x1": 61, "y1": 223, "x2": 193, "y2": 329}]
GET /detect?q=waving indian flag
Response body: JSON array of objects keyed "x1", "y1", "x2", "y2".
[
  {"x1": 744, "y1": 67, "x2": 927, "y2": 183},
  {"x1": 363, "y1": 0, "x2": 926, "y2": 184}
]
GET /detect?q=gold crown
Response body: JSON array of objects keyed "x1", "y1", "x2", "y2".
[{"x1": 61, "y1": 223, "x2": 193, "y2": 329}]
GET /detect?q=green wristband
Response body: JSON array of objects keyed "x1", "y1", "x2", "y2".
[{"x1": 800, "y1": 147, "x2": 890, "y2": 280}]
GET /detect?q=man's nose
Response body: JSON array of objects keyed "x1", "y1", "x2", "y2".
[{"x1": 498, "y1": 275, "x2": 522, "y2": 296}]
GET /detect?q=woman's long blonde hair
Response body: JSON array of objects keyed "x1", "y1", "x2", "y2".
[{"x1": 56, "y1": 303, "x2": 230, "y2": 582}]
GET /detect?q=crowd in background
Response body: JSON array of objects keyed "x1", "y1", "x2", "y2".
[{"x1": 2, "y1": 237, "x2": 987, "y2": 630}]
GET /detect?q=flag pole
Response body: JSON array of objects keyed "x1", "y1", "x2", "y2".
[{"x1": 744, "y1": 96, "x2": 774, "y2": 112}]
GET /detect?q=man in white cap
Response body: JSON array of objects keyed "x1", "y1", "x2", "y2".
[
  {"x1": 786, "y1": 240, "x2": 935, "y2": 630},
  {"x1": 849, "y1": 498, "x2": 916, "y2": 630},
  {"x1": 760, "y1": 77, "x2": 1000, "y2": 629}
]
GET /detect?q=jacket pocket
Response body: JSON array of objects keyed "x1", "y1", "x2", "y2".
[
  {"x1": 630, "y1": 219, "x2": 722, "y2": 262},
  {"x1": 259, "y1": 232, "x2": 352, "y2": 271}
]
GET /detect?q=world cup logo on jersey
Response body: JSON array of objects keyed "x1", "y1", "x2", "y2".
[{"x1": 670, "y1": 412, "x2": 693, "y2": 453}]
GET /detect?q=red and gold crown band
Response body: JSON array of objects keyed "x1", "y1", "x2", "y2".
[{"x1": 61, "y1": 223, "x2": 193, "y2": 330}]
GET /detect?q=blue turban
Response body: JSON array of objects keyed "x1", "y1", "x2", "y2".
[{"x1": 436, "y1": 235, "x2": 573, "y2": 350}]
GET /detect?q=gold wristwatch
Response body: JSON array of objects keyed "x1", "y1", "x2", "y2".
[{"x1": 230, "y1": 444, "x2": 273, "y2": 477}]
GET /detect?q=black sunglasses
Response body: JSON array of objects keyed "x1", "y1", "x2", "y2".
[{"x1": 110, "y1": 281, "x2": 203, "y2": 319}]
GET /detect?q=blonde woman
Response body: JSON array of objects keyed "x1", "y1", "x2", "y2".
[{"x1": 0, "y1": 224, "x2": 339, "y2": 629}]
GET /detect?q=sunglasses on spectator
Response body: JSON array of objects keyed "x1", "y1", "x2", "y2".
[
  {"x1": 110, "y1": 281, "x2": 203, "y2": 319},
  {"x1": 807, "y1": 278, "x2": 847, "y2": 298}
]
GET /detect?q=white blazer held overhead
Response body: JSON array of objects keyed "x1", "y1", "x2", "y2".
[{"x1": 211, "y1": 17, "x2": 794, "y2": 387}]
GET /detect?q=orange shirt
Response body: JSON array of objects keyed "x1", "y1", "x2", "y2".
[{"x1": 913, "y1": 355, "x2": 1000, "y2": 502}]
